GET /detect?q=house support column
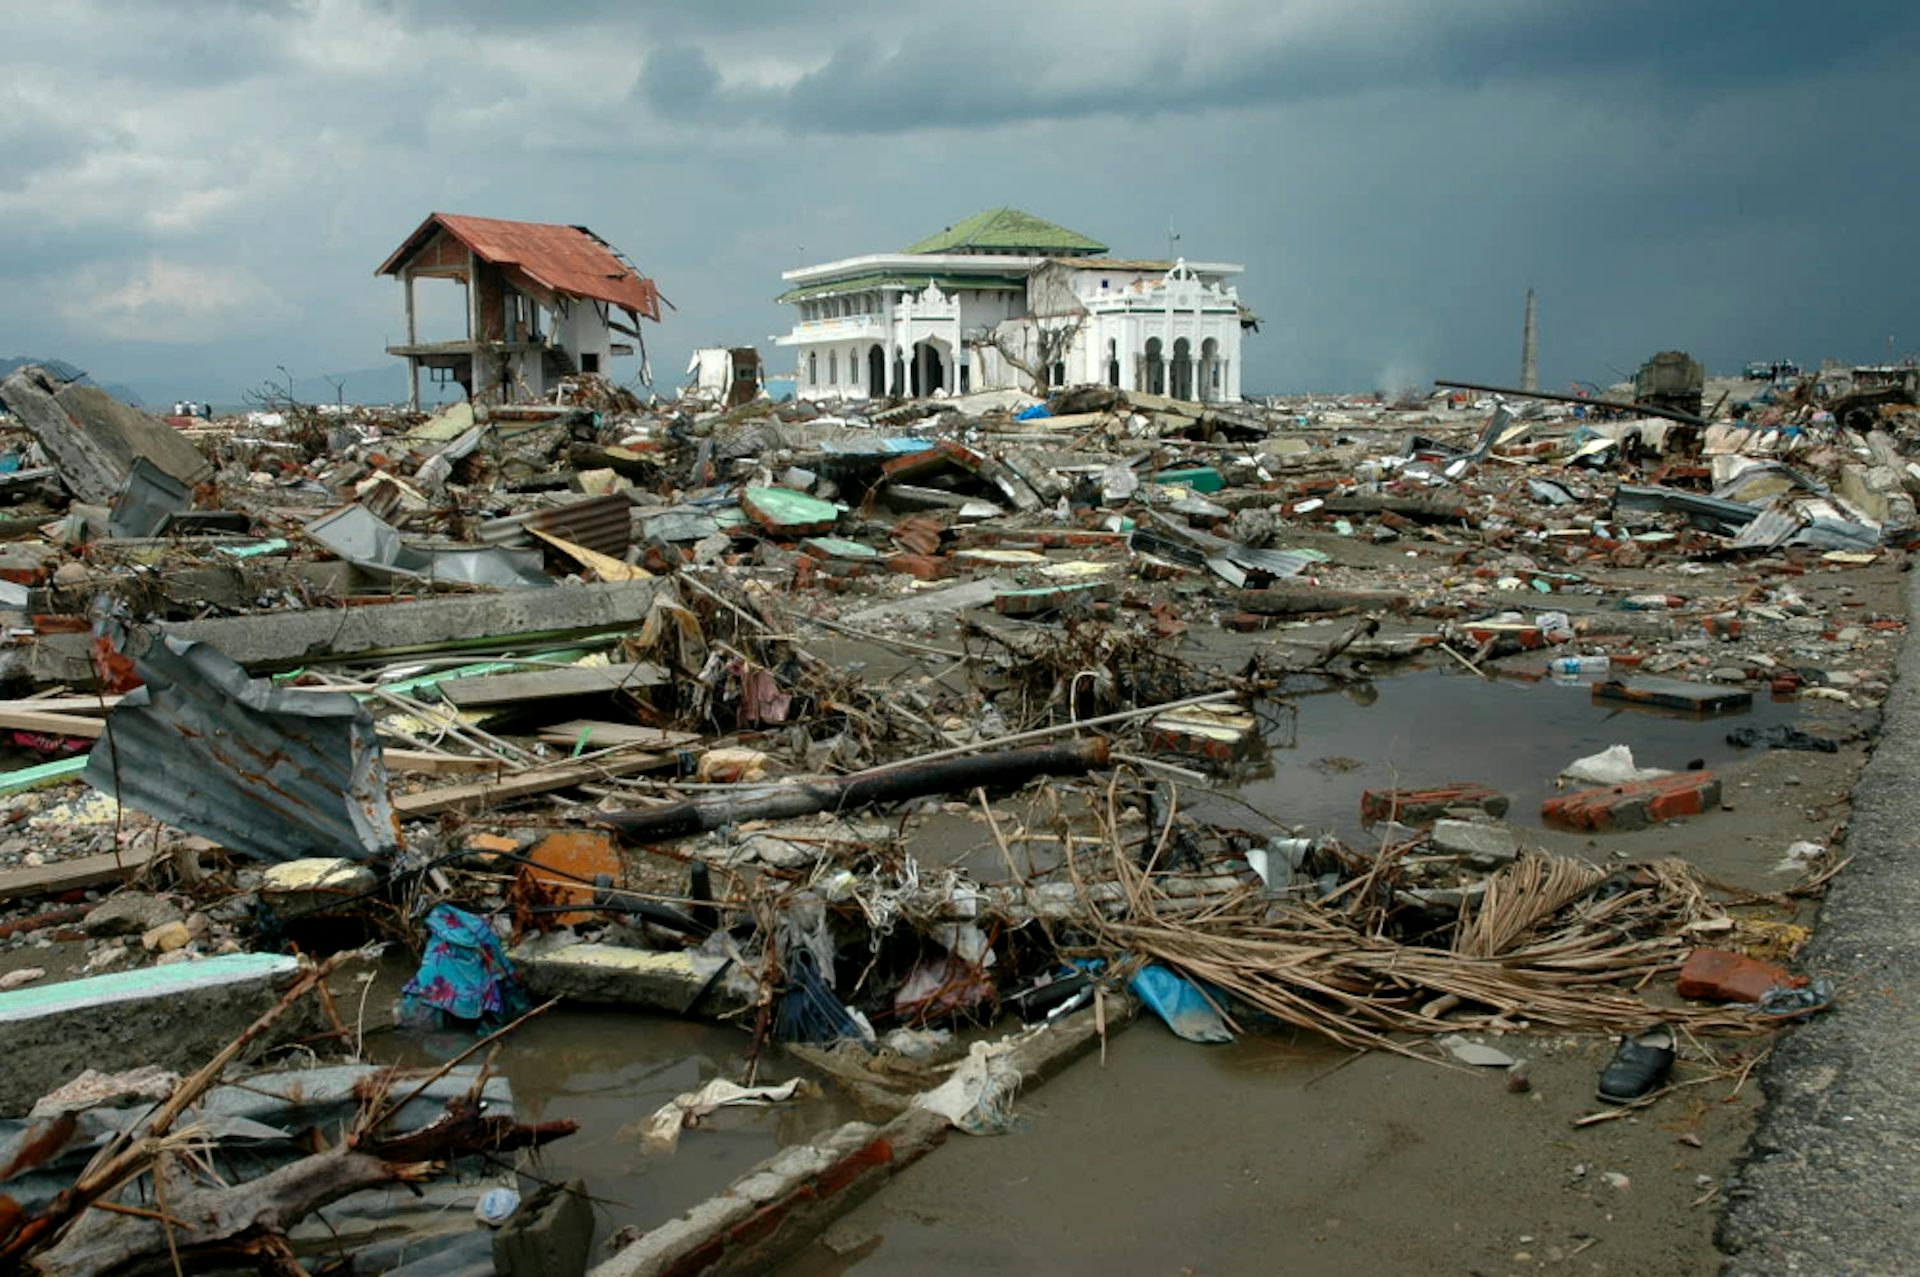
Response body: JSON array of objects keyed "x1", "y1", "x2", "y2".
[{"x1": 403, "y1": 269, "x2": 419, "y2": 410}]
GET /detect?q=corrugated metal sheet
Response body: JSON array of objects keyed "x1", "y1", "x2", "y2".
[
  {"x1": 1728, "y1": 507, "x2": 1799, "y2": 550},
  {"x1": 478, "y1": 493, "x2": 634, "y2": 557},
  {"x1": 376, "y1": 213, "x2": 662, "y2": 320},
  {"x1": 1612, "y1": 485, "x2": 1759, "y2": 532},
  {"x1": 83, "y1": 637, "x2": 397, "y2": 863}
]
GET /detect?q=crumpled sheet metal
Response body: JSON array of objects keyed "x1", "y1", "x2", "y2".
[
  {"x1": 0, "y1": 1064, "x2": 508, "y2": 1214},
  {"x1": 108, "y1": 456, "x2": 191, "y2": 539},
  {"x1": 83, "y1": 636, "x2": 398, "y2": 862},
  {"x1": 307, "y1": 503, "x2": 551, "y2": 590}
]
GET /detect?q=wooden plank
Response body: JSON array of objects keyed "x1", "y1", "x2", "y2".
[
  {"x1": 439, "y1": 662, "x2": 668, "y2": 710},
  {"x1": 535, "y1": 721, "x2": 702, "y2": 751},
  {"x1": 0, "y1": 710, "x2": 500, "y2": 775},
  {"x1": 383, "y1": 749, "x2": 502, "y2": 775},
  {"x1": 393, "y1": 751, "x2": 671, "y2": 817},
  {"x1": 0, "y1": 846, "x2": 159, "y2": 903},
  {"x1": 0, "y1": 710, "x2": 104, "y2": 738}
]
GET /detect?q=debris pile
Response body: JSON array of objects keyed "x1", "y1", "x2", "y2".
[{"x1": 0, "y1": 353, "x2": 1905, "y2": 1270}]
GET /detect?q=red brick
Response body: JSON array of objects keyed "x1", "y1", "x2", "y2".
[
  {"x1": 885, "y1": 554, "x2": 950, "y2": 581},
  {"x1": 727, "y1": 1190, "x2": 812, "y2": 1250},
  {"x1": 1361, "y1": 783, "x2": 1508, "y2": 825},
  {"x1": 662, "y1": 1236, "x2": 725, "y2": 1277},
  {"x1": 1677, "y1": 948, "x2": 1805, "y2": 1002},
  {"x1": 816, "y1": 1137, "x2": 895, "y2": 1199},
  {"x1": 1541, "y1": 771, "x2": 1720, "y2": 832},
  {"x1": 1461, "y1": 624, "x2": 1548, "y2": 651},
  {"x1": 890, "y1": 515, "x2": 944, "y2": 557}
]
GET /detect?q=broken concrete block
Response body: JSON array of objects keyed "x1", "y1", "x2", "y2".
[
  {"x1": 0, "y1": 366, "x2": 213, "y2": 505},
  {"x1": 1430, "y1": 819, "x2": 1520, "y2": 866},
  {"x1": 513, "y1": 942, "x2": 753, "y2": 1016},
  {"x1": 0, "y1": 953, "x2": 309, "y2": 1115},
  {"x1": 260, "y1": 858, "x2": 380, "y2": 917},
  {"x1": 20, "y1": 578, "x2": 662, "y2": 685},
  {"x1": 741, "y1": 487, "x2": 841, "y2": 536},
  {"x1": 1147, "y1": 705, "x2": 1258, "y2": 763},
  {"x1": 1542, "y1": 771, "x2": 1722, "y2": 832},
  {"x1": 493, "y1": 1179, "x2": 594, "y2": 1277}
]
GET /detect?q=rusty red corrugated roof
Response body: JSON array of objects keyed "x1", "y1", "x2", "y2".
[{"x1": 377, "y1": 212, "x2": 663, "y2": 321}]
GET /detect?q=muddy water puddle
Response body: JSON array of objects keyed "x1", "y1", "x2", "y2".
[
  {"x1": 1223, "y1": 668, "x2": 1812, "y2": 839},
  {"x1": 375, "y1": 1010, "x2": 862, "y2": 1247}
]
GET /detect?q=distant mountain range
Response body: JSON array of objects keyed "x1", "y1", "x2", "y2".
[
  {"x1": 0, "y1": 356, "x2": 462, "y2": 414},
  {"x1": 0, "y1": 355, "x2": 146, "y2": 407}
]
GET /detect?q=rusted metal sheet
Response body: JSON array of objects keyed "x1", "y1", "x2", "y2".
[
  {"x1": 477, "y1": 493, "x2": 634, "y2": 558},
  {"x1": 375, "y1": 213, "x2": 663, "y2": 320},
  {"x1": 510, "y1": 831, "x2": 621, "y2": 930},
  {"x1": 82, "y1": 637, "x2": 398, "y2": 863}
]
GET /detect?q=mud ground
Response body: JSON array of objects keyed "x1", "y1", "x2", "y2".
[{"x1": 779, "y1": 1026, "x2": 1748, "y2": 1276}]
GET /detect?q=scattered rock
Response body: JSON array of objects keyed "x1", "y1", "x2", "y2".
[
  {"x1": 141, "y1": 920, "x2": 193, "y2": 953},
  {"x1": 84, "y1": 893, "x2": 184, "y2": 938}
]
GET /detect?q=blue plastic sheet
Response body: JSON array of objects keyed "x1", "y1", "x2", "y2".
[
  {"x1": 1130, "y1": 963, "x2": 1234, "y2": 1043},
  {"x1": 398, "y1": 904, "x2": 530, "y2": 1028},
  {"x1": 1015, "y1": 403, "x2": 1052, "y2": 420}
]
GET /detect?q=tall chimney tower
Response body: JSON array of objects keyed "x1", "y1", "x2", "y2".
[{"x1": 1520, "y1": 288, "x2": 1539, "y2": 392}]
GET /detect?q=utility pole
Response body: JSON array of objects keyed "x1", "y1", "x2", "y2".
[{"x1": 1520, "y1": 288, "x2": 1539, "y2": 392}]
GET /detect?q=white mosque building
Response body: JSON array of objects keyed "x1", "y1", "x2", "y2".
[{"x1": 775, "y1": 208, "x2": 1256, "y2": 402}]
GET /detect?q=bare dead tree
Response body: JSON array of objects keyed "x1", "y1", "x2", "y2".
[{"x1": 966, "y1": 314, "x2": 1087, "y2": 396}]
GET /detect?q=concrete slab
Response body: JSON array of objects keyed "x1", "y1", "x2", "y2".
[
  {"x1": 514, "y1": 942, "x2": 754, "y2": 1017},
  {"x1": 21, "y1": 578, "x2": 660, "y2": 684},
  {"x1": 0, "y1": 953, "x2": 306, "y2": 1115}
]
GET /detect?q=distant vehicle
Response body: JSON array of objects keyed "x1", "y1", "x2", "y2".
[{"x1": 1742, "y1": 360, "x2": 1801, "y2": 382}]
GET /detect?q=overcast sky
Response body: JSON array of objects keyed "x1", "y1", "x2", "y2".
[{"x1": 2, "y1": 0, "x2": 1914, "y2": 404}]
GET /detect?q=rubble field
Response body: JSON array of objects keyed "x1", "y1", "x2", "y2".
[{"x1": 0, "y1": 363, "x2": 1908, "y2": 1275}]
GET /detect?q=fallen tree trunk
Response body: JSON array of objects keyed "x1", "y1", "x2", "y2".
[
  {"x1": 1322, "y1": 493, "x2": 1474, "y2": 524},
  {"x1": 599, "y1": 738, "x2": 1111, "y2": 844},
  {"x1": 1300, "y1": 617, "x2": 1381, "y2": 668},
  {"x1": 1233, "y1": 587, "x2": 1410, "y2": 617}
]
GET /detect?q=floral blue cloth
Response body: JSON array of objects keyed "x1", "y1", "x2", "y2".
[{"x1": 398, "y1": 904, "x2": 530, "y2": 1028}]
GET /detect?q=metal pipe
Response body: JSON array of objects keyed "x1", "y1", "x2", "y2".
[{"x1": 1433, "y1": 379, "x2": 1709, "y2": 428}]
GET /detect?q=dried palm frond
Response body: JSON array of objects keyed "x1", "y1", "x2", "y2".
[{"x1": 1064, "y1": 822, "x2": 1771, "y2": 1055}]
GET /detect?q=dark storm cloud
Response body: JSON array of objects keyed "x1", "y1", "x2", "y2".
[
  {"x1": 1, "y1": 0, "x2": 1917, "y2": 403},
  {"x1": 636, "y1": 43, "x2": 723, "y2": 114},
  {"x1": 634, "y1": 0, "x2": 1920, "y2": 135}
]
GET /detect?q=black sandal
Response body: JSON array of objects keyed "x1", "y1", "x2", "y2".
[{"x1": 1597, "y1": 1026, "x2": 1676, "y2": 1103}]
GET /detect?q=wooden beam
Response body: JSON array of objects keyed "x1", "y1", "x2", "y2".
[
  {"x1": 0, "y1": 846, "x2": 159, "y2": 903},
  {"x1": 535, "y1": 722, "x2": 701, "y2": 751},
  {"x1": 439, "y1": 662, "x2": 667, "y2": 711},
  {"x1": 394, "y1": 751, "x2": 673, "y2": 817}
]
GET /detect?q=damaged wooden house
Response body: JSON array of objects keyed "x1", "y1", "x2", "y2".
[{"x1": 376, "y1": 212, "x2": 667, "y2": 407}]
